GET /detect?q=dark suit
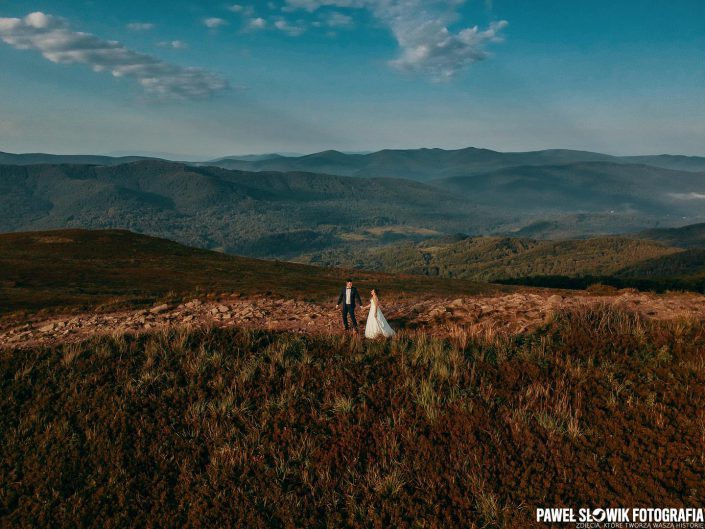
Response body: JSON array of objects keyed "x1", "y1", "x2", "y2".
[{"x1": 338, "y1": 286, "x2": 362, "y2": 330}]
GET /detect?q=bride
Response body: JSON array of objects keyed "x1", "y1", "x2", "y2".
[{"x1": 364, "y1": 288, "x2": 395, "y2": 339}]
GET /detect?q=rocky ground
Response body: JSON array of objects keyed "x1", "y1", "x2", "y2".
[{"x1": 3, "y1": 288, "x2": 705, "y2": 349}]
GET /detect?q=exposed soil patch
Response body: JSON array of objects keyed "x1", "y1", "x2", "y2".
[{"x1": 3, "y1": 289, "x2": 705, "y2": 349}]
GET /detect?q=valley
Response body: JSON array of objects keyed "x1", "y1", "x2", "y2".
[{"x1": 3, "y1": 147, "x2": 705, "y2": 264}]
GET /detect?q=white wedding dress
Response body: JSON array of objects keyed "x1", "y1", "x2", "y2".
[{"x1": 365, "y1": 299, "x2": 395, "y2": 338}]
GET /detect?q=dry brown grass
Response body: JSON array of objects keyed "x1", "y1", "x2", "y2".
[{"x1": 1, "y1": 305, "x2": 704, "y2": 528}]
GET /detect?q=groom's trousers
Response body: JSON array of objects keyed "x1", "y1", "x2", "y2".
[{"x1": 342, "y1": 304, "x2": 358, "y2": 331}]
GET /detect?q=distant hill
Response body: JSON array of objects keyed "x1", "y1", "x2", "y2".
[
  {"x1": 3, "y1": 148, "x2": 705, "y2": 261},
  {"x1": 621, "y1": 154, "x2": 705, "y2": 172},
  {"x1": 202, "y1": 154, "x2": 705, "y2": 240},
  {"x1": 201, "y1": 147, "x2": 622, "y2": 181},
  {"x1": 503, "y1": 215, "x2": 637, "y2": 240},
  {"x1": 207, "y1": 153, "x2": 290, "y2": 163},
  {"x1": 635, "y1": 223, "x2": 705, "y2": 248},
  {"x1": 301, "y1": 233, "x2": 705, "y2": 292},
  {"x1": 0, "y1": 160, "x2": 493, "y2": 258},
  {"x1": 0, "y1": 151, "x2": 159, "y2": 166},
  {"x1": 202, "y1": 146, "x2": 705, "y2": 182},
  {"x1": 2, "y1": 158, "x2": 705, "y2": 260},
  {"x1": 5, "y1": 147, "x2": 705, "y2": 180},
  {"x1": 615, "y1": 248, "x2": 705, "y2": 280},
  {"x1": 432, "y1": 162, "x2": 705, "y2": 217},
  {"x1": 301, "y1": 235, "x2": 681, "y2": 280},
  {"x1": 0, "y1": 229, "x2": 503, "y2": 314}
]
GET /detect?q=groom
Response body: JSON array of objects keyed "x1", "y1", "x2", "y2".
[{"x1": 336, "y1": 278, "x2": 362, "y2": 332}]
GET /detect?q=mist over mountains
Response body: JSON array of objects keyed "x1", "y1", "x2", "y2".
[
  {"x1": 433, "y1": 162, "x2": 705, "y2": 216},
  {"x1": 1, "y1": 146, "x2": 705, "y2": 260}
]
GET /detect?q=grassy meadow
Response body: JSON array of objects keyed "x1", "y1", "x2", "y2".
[
  {"x1": 0, "y1": 229, "x2": 508, "y2": 322},
  {"x1": 2, "y1": 305, "x2": 703, "y2": 528}
]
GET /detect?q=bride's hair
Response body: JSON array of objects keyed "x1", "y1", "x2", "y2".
[{"x1": 371, "y1": 288, "x2": 379, "y2": 297}]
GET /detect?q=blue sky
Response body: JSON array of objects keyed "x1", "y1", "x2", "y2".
[{"x1": 1, "y1": 0, "x2": 703, "y2": 158}]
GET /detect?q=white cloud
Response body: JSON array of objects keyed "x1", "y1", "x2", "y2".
[
  {"x1": 325, "y1": 11, "x2": 353, "y2": 28},
  {"x1": 284, "y1": 0, "x2": 507, "y2": 80},
  {"x1": 247, "y1": 17, "x2": 267, "y2": 30},
  {"x1": 203, "y1": 17, "x2": 228, "y2": 28},
  {"x1": 669, "y1": 193, "x2": 705, "y2": 200},
  {"x1": 285, "y1": 0, "x2": 363, "y2": 11},
  {"x1": 127, "y1": 22, "x2": 155, "y2": 31},
  {"x1": 390, "y1": 18, "x2": 508, "y2": 80},
  {"x1": 274, "y1": 19, "x2": 306, "y2": 36},
  {"x1": 0, "y1": 12, "x2": 227, "y2": 100},
  {"x1": 227, "y1": 4, "x2": 255, "y2": 16},
  {"x1": 158, "y1": 40, "x2": 188, "y2": 49}
]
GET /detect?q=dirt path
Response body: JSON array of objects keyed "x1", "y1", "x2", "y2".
[{"x1": 2, "y1": 289, "x2": 705, "y2": 349}]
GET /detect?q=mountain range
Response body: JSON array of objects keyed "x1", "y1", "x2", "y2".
[
  {"x1": 0, "y1": 160, "x2": 489, "y2": 258},
  {"x1": 201, "y1": 147, "x2": 705, "y2": 180},
  {"x1": 0, "y1": 151, "x2": 156, "y2": 166},
  {"x1": 432, "y1": 162, "x2": 705, "y2": 216},
  {"x1": 2, "y1": 146, "x2": 705, "y2": 260},
  {"x1": 6, "y1": 146, "x2": 705, "y2": 178}
]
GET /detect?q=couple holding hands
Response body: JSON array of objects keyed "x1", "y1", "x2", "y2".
[{"x1": 336, "y1": 279, "x2": 394, "y2": 339}]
